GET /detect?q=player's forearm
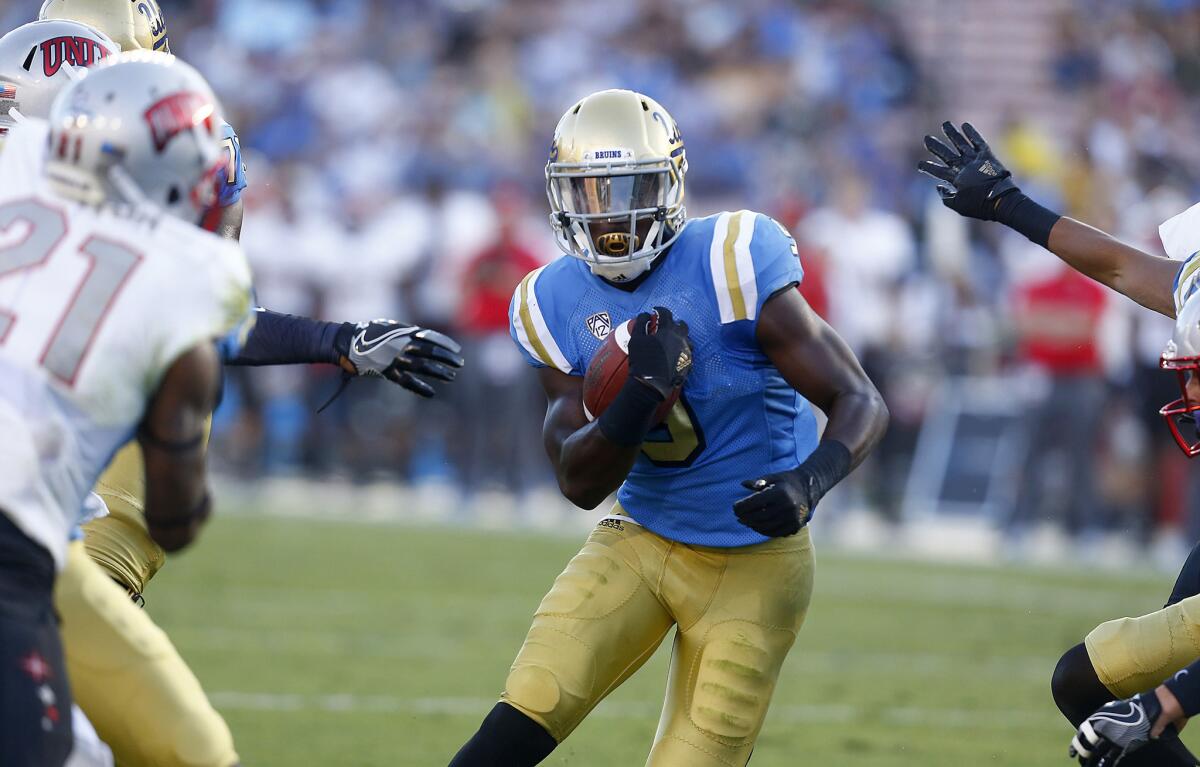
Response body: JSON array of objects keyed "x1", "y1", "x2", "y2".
[
  {"x1": 553, "y1": 423, "x2": 640, "y2": 509},
  {"x1": 142, "y1": 457, "x2": 211, "y2": 553},
  {"x1": 1046, "y1": 216, "x2": 1178, "y2": 317},
  {"x1": 140, "y1": 344, "x2": 220, "y2": 552},
  {"x1": 821, "y1": 388, "x2": 889, "y2": 470},
  {"x1": 223, "y1": 309, "x2": 345, "y2": 368}
]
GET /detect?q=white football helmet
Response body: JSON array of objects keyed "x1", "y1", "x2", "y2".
[
  {"x1": 45, "y1": 50, "x2": 225, "y2": 223},
  {"x1": 546, "y1": 89, "x2": 687, "y2": 283},
  {"x1": 0, "y1": 19, "x2": 117, "y2": 138},
  {"x1": 1160, "y1": 288, "x2": 1200, "y2": 456},
  {"x1": 39, "y1": 0, "x2": 169, "y2": 53}
]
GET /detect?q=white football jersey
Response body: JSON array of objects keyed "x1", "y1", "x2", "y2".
[{"x1": 0, "y1": 119, "x2": 252, "y2": 567}]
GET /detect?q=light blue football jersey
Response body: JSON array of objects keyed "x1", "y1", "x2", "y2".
[{"x1": 510, "y1": 210, "x2": 820, "y2": 547}]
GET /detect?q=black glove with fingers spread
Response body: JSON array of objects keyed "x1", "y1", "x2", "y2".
[
  {"x1": 335, "y1": 320, "x2": 465, "y2": 398},
  {"x1": 919, "y1": 121, "x2": 1060, "y2": 247},
  {"x1": 596, "y1": 307, "x2": 693, "y2": 447}
]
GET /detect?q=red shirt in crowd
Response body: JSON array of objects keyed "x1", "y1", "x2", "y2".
[
  {"x1": 458, "y1": 237, "x2": 542, "y2": 335},
  {"x1": 1013, "y1": 268, "x2": 1108, "y2": 375}
]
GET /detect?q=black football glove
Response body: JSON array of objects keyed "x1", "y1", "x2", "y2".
[
  {"x1": 626, "y1": 307, "x2": 692, "y2": 400},
  {"x1": 919, "y1": 121, "x2": 1020, "y2": 221},
  {"x1": 733, "y1": 469, "x2": 817, "y2": 537},
  {"x1": 335, "y1": 320, "x2": 464, "y2": 398},
  {"x1": 734, "y1": 441, "x2": 852, "y2": 538},
  {"x1": 1069, "y1": 693, "x2": 1169, "y2": 766}
]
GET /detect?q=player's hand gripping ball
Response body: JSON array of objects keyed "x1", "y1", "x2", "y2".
[{"x1": 583, "y1": 308, "x2": 691, "y2": 423}]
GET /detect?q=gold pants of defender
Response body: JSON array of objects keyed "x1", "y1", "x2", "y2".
[
  {"x1": 85, "y1": 441, "x2": 167, "y2": 597},
  {"x1": 502, "y1": 510, "x2": 815, "y2": 767},
  {"x1": 1086, "y1": 593, "x2": 1200, "y2": 698},
  {"x1": 56, "y1": 541, "x2": 238, "y2": 767}
]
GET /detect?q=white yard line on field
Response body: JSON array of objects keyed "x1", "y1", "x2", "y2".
[
  {"x1": 206, "y1": 691, "x2": 1059, "y2": 731},
  {"x1": 170, "y1": 625, "x2": 1056, "y2": 680}
]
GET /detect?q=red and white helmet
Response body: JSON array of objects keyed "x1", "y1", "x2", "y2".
[
  {"x1": 1160, "y1": 289, "x2": 1200, "y2": 456},
  {"x1": 45, "y1": 50, "x2": 226, "y2": 224},
  {"x1": 0, "y1": 19, "x2": 117, "y2": 137}
]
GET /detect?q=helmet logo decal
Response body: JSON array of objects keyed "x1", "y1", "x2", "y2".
[
  {"x1": 36, "y1": 36, "x2": 112, "y2": 77},
  {"x1": 144, "y1": 91, "x2": 213, "y2": 152}
]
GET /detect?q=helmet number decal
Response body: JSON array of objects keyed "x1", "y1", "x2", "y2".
[
  {"x1": 651, "y1": 111, "x2": 681, "y2": 146},
  {"x1": 220, "y1": 136, "x2": 238, "y2": 184},
  {"x1": 136, "y1": 1, "x2": 170, "y2": 51},
  {"x1": 0, "y1": 199, "x2": 142, "y2": 385}
]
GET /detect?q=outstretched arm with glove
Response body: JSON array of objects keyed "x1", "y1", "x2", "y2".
[
  {"x1": 920, "y1": 121, "x2": 1180, "y2": 318},
  {"x1": 224, "y1": 310, "x2": 464, "y2": 398}
]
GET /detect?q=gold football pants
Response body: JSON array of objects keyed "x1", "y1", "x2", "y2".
[
  {"x1": 55, "y1": 541, "x2": 238, "y2": 767},
  {"x1": 83, "y1": 441, "x2": 166, "y2": 597},
  {"x1": 1085, "y1": 592, "x2": 1200, "y2": 699},
  {"x1": 501, "y1": 508, "x2": 815, "y2": 766}
]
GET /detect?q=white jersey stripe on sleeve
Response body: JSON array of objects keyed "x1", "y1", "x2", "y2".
[
  {"x1": 514, "y1": 266, "x2": 572, "y2": 374},
  {"x1": 709, "y1": 212, "x2": 736, "y2": 323},
  {"x1": 732, "y1": 210, "x2": 759, "y2": 321}
]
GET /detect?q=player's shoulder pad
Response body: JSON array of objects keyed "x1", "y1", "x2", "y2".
[
  {"x1": 509, "y1": 259, "x2": 574, "y2": 374},
  {"x1": 1161, "y1": 202, "x2": 1200, "y2": 313},
  {"x1": 704, "y1": 209, "x2": 802, "y2": 324},
  {"x1": 163, "y1": 217, "x2": 253, "y2": 330}
]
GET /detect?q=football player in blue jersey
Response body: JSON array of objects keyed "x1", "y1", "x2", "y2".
[
  {"x1": 920, "y1": 123, "x2": 1200, "y2": 766},
  {"x1": 450, "y1": 89, "x2": 888, "y2": 767},
  {"x1": 2, "y1": 5, "x2": 463, "y2": 766}
]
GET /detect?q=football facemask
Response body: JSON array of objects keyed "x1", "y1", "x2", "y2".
[
  {"x1": 547, "y1": 160, "x2": 681, "y2": 280},
  {"x1": 1160, "y1": 289, "x2": 1200, "y2": 457}
]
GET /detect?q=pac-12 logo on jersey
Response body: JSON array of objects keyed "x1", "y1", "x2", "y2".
[
  {"x1": 144, "y1": 92, "x2": 213, "y2": 152},
  {"x1": 29, "y1": 37, "x2": 112, "y2": 77},
  {"x1": 586, "y1": 311, "x2": 612, "y2": 340}
]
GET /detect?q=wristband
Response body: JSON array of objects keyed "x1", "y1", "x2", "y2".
[
  {"x1": 1165, "y1": 667, "x2": 1200, "y2": 719},
  {"x1": 596, "y1": 380, "x2": 664, "y2": 447},
  {"x1": 797, "y1": 440, "x2": 852, "y2": 509},
  {"x1": 993, "y1": 192, "x2": 1061, "y2": 248}
]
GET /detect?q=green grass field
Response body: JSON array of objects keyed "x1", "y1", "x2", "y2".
[{"x1": 144, "y1": 513, "x2": 1195, "y2": 766}]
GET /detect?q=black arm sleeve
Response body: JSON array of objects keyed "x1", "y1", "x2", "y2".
[
  {"x1": 1164, "y1": 660, "x2": 1200, "y2": 719},
  {"x1": 223, "y1": 309, "x2": 345, "y2": 367}
]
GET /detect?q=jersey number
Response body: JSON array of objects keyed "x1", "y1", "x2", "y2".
[
  {"x1": 0, "y1": 199, "x2": 142, "y2": 385},
  {"x1": 220, "y1": 137, "x2": 238, "y2": 184},
  {"x1": 642, "y1": 393, "x2": 705, "y2": 467}
]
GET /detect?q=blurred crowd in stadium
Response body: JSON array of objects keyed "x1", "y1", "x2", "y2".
[{"x1": 10, "y1": 0, "x2": 1200, "y2": 551}]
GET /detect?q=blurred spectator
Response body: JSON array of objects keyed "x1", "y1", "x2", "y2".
[
  {"x1": 453, "y1": 188, "x2": 547, "y2": 496},
  {"x1": 1010, "y1": 267, "x2": 1109, "y2": 536}
]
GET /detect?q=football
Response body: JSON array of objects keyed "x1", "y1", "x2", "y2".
[{"x1": 582, "y1": 316, "x2": 680, "y2": 424}]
